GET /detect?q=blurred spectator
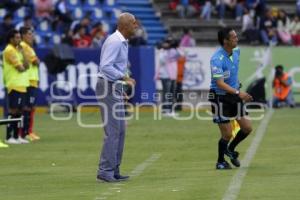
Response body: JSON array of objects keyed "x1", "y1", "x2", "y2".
[
  {"x1": 290, "y1": 15, "x2": 300, "y2": 46},
  {"x1": 216, "y1": 0, "x2": 244, "y2": 22},
  {"x1": 297, "y1": 0, "x2": 300, "y2": 17},
  {"x1": 242, "y1": 8, "x2": 260, "y2": 44},
  {"x1": 179, "y1": 28, "x2": 196, "y2": 47},
  {"x1": 54, "y1": 0, "x2": 72, "y2": 24},
  {"x1": 277, "y1": 9, "x2": 292, "y2": 45},
  {"x1": 200, "y1": 1, "x2": 213, "y2": 21},
  {"x1": 0, "y1": 0, "x2": 22, "y2": 13},
  {"x1": 90, "y1": 22, "x2": 107, "y2": 48},
  {"x1": 72, "y1": 25, "x2": 92, "y2": 48},
  {"x1": 255, "y1": 0, "x2": 266, "y2": 17},
  {"x1": 155, "y1": 38, "x2": 180, "y2": 116},
  {"x1": 34, "y1": 0, "x2": 54, "y2": 21},
  {"x1": 15, "y1": 15, "x2": 35, "y2": 31},
  {"x1": 129, "y1": 20, "x2": 147, "y2": 46},
  {"x1": 246, "y1": 0, "x2": 259, "y2": 10},
  {"x1": 259, "y1": 9, "x2": 278, "y2": 45},
  {"x1": 61, "y1": 29, "x2": 73, "y2": 45},
  {"x1": 272, "y1": 65, "x2": 295, "y2": 108},
  {"x1": 70, "y1": 16, "x2": 92, "y2": 35},
  {"x1": 246, "y1": 0, "x2": 266, "y2": 26},
  {"x1": 175, "y1": 50, "x2": 186, "y2": 111},
  {"x1": 170, "y1": 0, "x2": 200, "y2": 18},
  {"x1": 0, "y1": 14, "x2": 15, "y2": 46}
]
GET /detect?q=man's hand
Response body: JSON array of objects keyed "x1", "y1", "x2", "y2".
[
  {"x1": 33, "y1": 58, "x2": 40, "y2": 66},
  {"x1": 124, "y1": 77, "x2": 136, "y2": 88},
  {"x1": 16, "y1": 65, "x2": 26, "y2": 72},
  {"x1": 238, "y1": 91, "x2": 253, "y2": 102}
]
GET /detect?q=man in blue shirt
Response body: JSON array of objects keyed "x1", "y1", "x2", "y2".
[
  {"x1": 96, "y1": 12, "x2": 137, "y2": 182},
  {"x1": 209, "y1": 27, "x2": 253, "y2": 170}
]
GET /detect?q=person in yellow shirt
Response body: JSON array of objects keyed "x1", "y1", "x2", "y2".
[
  {"x1": 3, "y1": 29, "x2": 29, "y2": 144},
  {"x1": 20, "y1": 27, "x2": 41, "y2": 141}
]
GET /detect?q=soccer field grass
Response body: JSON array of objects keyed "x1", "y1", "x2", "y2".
[{"x1": 1, "y1": 109, "x2": 300, "y2": 200}]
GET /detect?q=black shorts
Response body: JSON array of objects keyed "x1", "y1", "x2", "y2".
[
  {"x1": 24, "y1": 86, "x2": 37, "y2": 108},
  {"x1": 209, "y1": 90, "x2": 248, "y2": 124},
  {"x1": 8, "y1": 90, "x2": 26, "y2": 110}
]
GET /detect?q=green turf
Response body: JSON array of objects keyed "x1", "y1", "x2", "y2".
[
  {"x1": 0, "y1": 108, "x2": 299, "y2": 200},
  {"x1": 1, "y1": 46, "x2": 300, "y2": 199},
  {"x1": 238, "y1": 46, "x2": 300, "y2": 101}
]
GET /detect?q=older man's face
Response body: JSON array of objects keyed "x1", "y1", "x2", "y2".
[{"x1": 127, "y1": 17, "x2": 138, "y2": 38}]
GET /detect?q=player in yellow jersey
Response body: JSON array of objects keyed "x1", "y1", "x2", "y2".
[
  {"x1": 2, "y1": 29, "x2": 30, "y2": 144},
  {"x1": 20, "y1": 27, "x2": 40, "y2": 141}
]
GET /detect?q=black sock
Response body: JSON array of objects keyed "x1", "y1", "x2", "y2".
[
  {"x1": 218, "y1": 138, "x2": 229, "y2": 163},
  {"x1": 229, "y1": 130, "x2": 248, "y2": 152},
  {"x1": 6, "y1": 114, "x2": 13, "y2": 140},
  {"x1": 11, "y1": 114, "x2": 20, "y2": 139},
  {"x1": 23, "y1": 110, "x2": 31, "y2": 137}
]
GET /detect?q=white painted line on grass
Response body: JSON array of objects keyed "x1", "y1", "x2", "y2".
[
  {"x1": 222, "y1": 109, "x2": 274, "y2": 200},
  {"x1": 95, "y1": 153, "x2": 161, "y2": 200},
  {"x1": 130, "y1": 153, "x2": 161, "y2": 177}
]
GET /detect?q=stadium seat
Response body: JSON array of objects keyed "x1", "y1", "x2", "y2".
[
  {"x1": 101, "y1": 20, "x2": 111, "y2": 33},
  {"x1": 14, "y1": 7, "x2": 31, "y2": 22},
  {"x1": 0, "y1": 9, "x2": 6, "y2": 19},
  {"x1": 73, "y1": 7, "x2": 84, "y2": 19},
  {"x1": 84, "y1": 0, "x2": 101, "y2": 7},
  {"x1": 37, "y1": 20, "x2": 51, "y2": 32},
  {"x1": 34, "y1": 35, "x2": 42, "y2": 45},
  {"x1": 83, "y1": 7, "x2": 104, "y2": 20},
  {"x1": 52, "y1": 34, "x2": 61, "y2": 45},
  {"x1": 104, "y1": 0, "x2": 115, "y2": 7},
  {"x1": 93, "y1": 8, "x2": 104, "y2": 19},
  {"x1": 68, "y1": 0, "x2": 80, "y2": 6}
]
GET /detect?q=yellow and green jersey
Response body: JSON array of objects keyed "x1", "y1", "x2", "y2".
[
  {"x1": 2, "y1": 44, "x2": 29, "y2": 93},
  {"x1": 20, "y1": 41, "x2": 39, "y2": 88}
]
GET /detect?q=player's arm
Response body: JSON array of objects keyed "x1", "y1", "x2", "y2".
[
  {"x1": 211, "y1": 58, "x2": 252, "y2": 101},
  {"x1": 18, "y1": 45, "x2": 30, "y2": 69},
  {"x1": 216, "y1": 79, "x2": 253, "y2": 102},
  {"x1": 4, "y1": 49, "x2": 26, "y2": 72},
  {"x1": 27, "y1": 46, "x2": 40, "y2": 66}
]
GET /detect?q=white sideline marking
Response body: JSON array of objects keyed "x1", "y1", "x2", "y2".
[
  {"x1": 130, "y1": 153, "x2": 161, "y2": 177},
  {"x1": 222, "y1": 109, "x2": 274, "y2": 200},
  {"x1": 95, "y1": 153, "x2": 161, "y2": 200}
]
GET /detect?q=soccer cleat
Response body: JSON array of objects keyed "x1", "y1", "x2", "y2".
[
  {"x1": 6, "y1": 138, "x2": 21, "y2": 144},
  {"x1": 27, "y1": 133, "x2": 40, "y2": 141},
  {"x1": 18, "y1": 137, "x2": 30, "y2": 144},
  {"x1": 225, "y1": 149, "x2": 240, "y2": 167},
  {"x1": 0, "y1": 140, "x2": 9, "y2": 148},
  {"x1": 216, "y1": 161, "x2": 232, "y2": 170}
]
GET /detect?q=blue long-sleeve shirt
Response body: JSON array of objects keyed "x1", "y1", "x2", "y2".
[{"x1": 98, "y1": 30, "x2": 128, "y2": 81}]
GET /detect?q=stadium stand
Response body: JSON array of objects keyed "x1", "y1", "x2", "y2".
[
  {"x1": 118, "y1": 0, "x2": 167, "y2": 45},
  {"x1": 152, "y1": 0, "x2": 297, "y2": 45},
  {"x1": 0, "y1": 0, "x2": 298, "y2": 47}
]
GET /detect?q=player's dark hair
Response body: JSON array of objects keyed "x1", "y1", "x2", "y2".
[
  {"x1": 6, "y1": 29, "x2": 19, "y2": 44},
  {"x1": 20, "y1": 27, "x2": 31, "y2": 37},
  {"x1": 218, "y1": 27, "x2": 234, "y2": 46}
]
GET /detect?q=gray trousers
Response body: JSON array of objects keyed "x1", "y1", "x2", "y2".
[{"x1": 96, "y1": 78, "x2": 126, "y2": 178}]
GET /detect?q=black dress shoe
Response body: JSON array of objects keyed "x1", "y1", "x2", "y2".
[
  {"x1": 114, "y1": 174, "x2": 130, "y2": 181},
  {"x1": 96, "y1": 175, "x2": 120, "y2": 183}
]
